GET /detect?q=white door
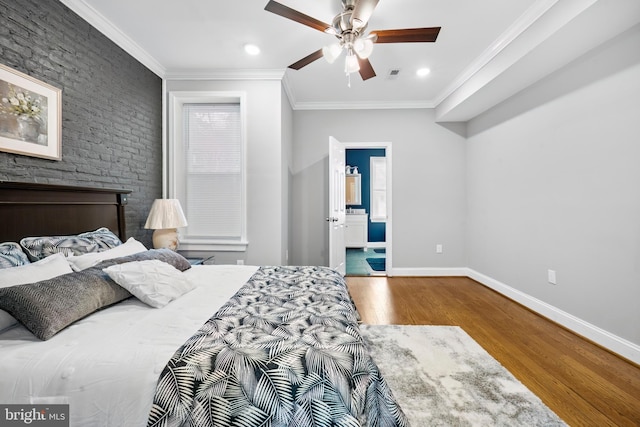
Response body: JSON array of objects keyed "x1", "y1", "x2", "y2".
[{"x1": 328, "y1": 136, "x2": 346, "y2": 275}]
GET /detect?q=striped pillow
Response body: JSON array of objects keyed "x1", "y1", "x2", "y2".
[
  {"x1": 0, "y1": 242, "x2": 30, "y2": 269},
  {"x1": 20, "y1": 227, "x2": 122, "y2": 261}
]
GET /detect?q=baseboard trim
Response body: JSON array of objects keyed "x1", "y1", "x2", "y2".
[
  {"x1": 373, "y1": 265, "x2": 639, "y2": 364},
  {"x1": 466, "y1": 268, "x2": 640, "y2": 365},
  {"x1": 391, "y1": 267, "x2": 469, "y2": 277}
]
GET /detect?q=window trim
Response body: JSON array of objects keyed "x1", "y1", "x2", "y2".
[
  {"x1": 370, "y1": 156, "x2": 387, "y2": 223},
  {"x1": 168, "y1": 91, "x2": 248, "y2": 251}
]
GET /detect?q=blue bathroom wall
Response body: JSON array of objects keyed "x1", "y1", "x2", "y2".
[{"x1": 345, "y1": 149, "x2": 386, "y2": 243}]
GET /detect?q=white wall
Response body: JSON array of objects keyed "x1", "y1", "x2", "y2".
[
  {"x1": 291, "y1": 108, "x2": 467, "y2": 269},
  {"x1": 165, "y1": 79, "x2": 286, "y2": 266},
  {"x1": 466, "y1": 26, "x2": 640, "y2": 348}
]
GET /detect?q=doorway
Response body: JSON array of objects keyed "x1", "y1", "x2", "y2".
[{"x1": 342, "y1": 142, "x2": 392, "y2": 276}]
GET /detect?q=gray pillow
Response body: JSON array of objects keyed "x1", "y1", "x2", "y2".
[
  {"x1": 94, "y1": 248, "x2": 192, "y2": 271},
  {"x1": 0, "y1": 242, "x2": 30, "y2": 269},
  {"x1": 20, "y1": 227, "x2": 122, "y2": 261},
  {"x1": 0, "y1": 249, "x2": 191, "y2": 340}
]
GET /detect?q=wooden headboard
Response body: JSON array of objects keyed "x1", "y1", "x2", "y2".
[{"x1": 0, "y1": 181, "x2": 131, "y2": 243}]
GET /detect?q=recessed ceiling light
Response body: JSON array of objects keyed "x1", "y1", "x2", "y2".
[
  {"x1": 416, "y1": 67, "x2": 431, "y2": 77},
  {"x1": 244, "y1": 44, "x2": 260, "y2": 55}
]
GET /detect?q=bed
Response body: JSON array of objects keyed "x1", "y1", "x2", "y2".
[{"x1": 0, "y1": 182, "x2": 407, "y2": 427}]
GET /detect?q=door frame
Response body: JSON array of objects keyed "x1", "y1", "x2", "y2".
[{"x1": 343, "y1": 141, "x2": 393, "y2": 276}]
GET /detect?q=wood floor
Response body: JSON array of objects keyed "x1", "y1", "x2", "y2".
[{"x1": 346, "y1": 275, "x2": 640, "y2": 427}]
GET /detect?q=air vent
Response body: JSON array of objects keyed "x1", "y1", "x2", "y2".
[{"x1": 387, "y1": 69, "x2": 401, "y2": 80}]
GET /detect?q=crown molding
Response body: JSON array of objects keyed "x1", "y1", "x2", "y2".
[
  {"x1": 164, "y1": 69, "x2": 286, "y2": 81},
  {"x1": 293, "y1": 100, "x2": 436, "y2": 111},
  {"x1": 435, "y1": 0, "x2": 607, "y2": 121},
  {"x1": 60, "y1": 0, "x2": 588, "y2": 115},
  {"x1": 59, "y1": 0, "x2": 166, "y2": 77},
  {"x1": 281, "y1": 72, "x2": 297, "y2": 109},
  {"x1": 433, "y1": 0, "x2": 560, "y2": 107},
  {"x1": 287, "y1": 0, "x2": 562, "y2": 112},
  {"x1": 281, "y1": 72, "x2": 433, "y2": 110}
]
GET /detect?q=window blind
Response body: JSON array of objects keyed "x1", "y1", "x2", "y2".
[{"x1": 183, "y1": 103, "x2": 242, "y2": 239}]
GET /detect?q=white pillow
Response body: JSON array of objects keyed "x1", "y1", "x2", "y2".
[
  {"x1": 0, "y1": 253, "x2": 73, "y2": 331},
  {"x1": 103, "y1": 259, "x2": 195, "y2": 308},
  {"x1": 67, "y1": 237, "x2": 147, "y2": 271}
]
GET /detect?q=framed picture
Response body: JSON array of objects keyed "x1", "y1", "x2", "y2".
[{"x1": 0, "y1": 63, "x2": 62, "y2": 161}]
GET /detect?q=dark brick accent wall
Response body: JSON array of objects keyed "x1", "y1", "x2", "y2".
[{"x1": 0, "y1": 0, "x2": 162, "y2": 247}]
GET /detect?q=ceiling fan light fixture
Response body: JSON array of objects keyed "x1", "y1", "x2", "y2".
[
  {"x1": 344, "y1": 52, "x2": 360, "y2": 74},
  {"x1": 264, "y1": 0, "x2": 441, "y2": 82},
  {"x1": 323, "y1": 43, "x2": 343, "y2": 64},
  {"x1": 353, "y1": 38, "x2": 374, "y2": 59}
]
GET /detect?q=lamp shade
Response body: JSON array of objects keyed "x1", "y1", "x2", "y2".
[
  {"x1": 344, "y1": 53, "x2": 360, "y2": 74},
  {"x1": 322, "y1": 43, "x2": 343, "y2": 64},
  {"x1": 144, "y1": 199, "x2": 188, "y2": 230},
  {"x1": 354, "y1": 38, "x2": 374, "y2": 59}
]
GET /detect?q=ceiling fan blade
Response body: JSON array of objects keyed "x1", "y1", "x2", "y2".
[
  {"x1": 264, "y1": 1, "x2": 330, "y2": 32},
  {"x1": 358, "y1": 57, "x2": 376, "y2": 80},
  {"x1": 351, "y1": 0, "x2": 379, "y2": 28},
  {"x1": 289, "y1": 49, "x2": 324, "y2": 70},
  {"x1": 372, "y1": 27, "x2": 441, "y2": 43}
]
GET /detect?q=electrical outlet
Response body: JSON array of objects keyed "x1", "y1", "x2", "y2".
[
  {"x1": 436, "y1": 244, "x2": 443, "y2": 254},
  {"x1": 237, "y1": 260, "x2": 244, "y2": 265},
  {"x1": 548, "y1": 269, "x2": 557, "y2": 285}
]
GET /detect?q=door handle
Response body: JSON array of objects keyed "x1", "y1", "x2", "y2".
[{"x1": 325, "y1": 217, "x2": 338, "y2": 222}]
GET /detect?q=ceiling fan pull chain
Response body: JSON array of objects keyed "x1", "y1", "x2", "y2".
[{"x1": 347, "y1": 72, "x2": 352, "y2": 88}]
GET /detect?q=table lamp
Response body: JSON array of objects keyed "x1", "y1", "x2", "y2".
[{"x1": 144, "y1": 199, "x2": 188, "y2": 250}]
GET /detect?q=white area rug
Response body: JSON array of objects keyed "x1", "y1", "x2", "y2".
[{"x1": 360, "y1": 325, "x2": 567, "y2": 426}]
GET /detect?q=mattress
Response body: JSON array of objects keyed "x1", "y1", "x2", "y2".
[{"x1": 0, "y1": 264, "x2": 259, "y2": 426}]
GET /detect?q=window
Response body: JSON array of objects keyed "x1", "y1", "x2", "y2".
[
  {"x1": 168, "y1": 92, "x2": 247, "y2": 251},
  {"x1": 370, "y1": 156, "x2": 386, "y2": 222}
]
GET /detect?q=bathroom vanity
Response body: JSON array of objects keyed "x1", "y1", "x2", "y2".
[{"x1": 345, "y1": 211, "x2": 368, "y2": 248}]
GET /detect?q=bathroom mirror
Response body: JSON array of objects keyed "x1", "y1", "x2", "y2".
[{"x1": 345, "y1": 173, "x2": 361, "y2": 205}]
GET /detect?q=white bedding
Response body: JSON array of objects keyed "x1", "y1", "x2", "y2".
[{"x1": 0, "y1": 264, "x2": 259, "y2": 427}]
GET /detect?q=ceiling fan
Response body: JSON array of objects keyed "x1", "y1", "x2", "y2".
[{"x1": 264, "y1": 0, "x2": 441, "y2": 81}]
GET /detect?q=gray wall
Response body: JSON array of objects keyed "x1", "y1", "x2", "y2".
[
  {"x1": 281, "y1": 86, "x2": 293, "y2": 265},
  {"x1": 290, "y1": 27, "x2": 640, "y2": 353},
  {"x1": 291, "y1": 108, "x2": 467, "y2": 268},
  {"x1": 466, "y1": 26, "x2": 640, "y2": 345},
  {"x1": 0, "y1": 0, "x2": 162, "y2": 246}
]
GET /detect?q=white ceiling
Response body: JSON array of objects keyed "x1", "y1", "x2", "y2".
[{"x1": 61, "y1": 0, "x2": 640, "y2": 120}]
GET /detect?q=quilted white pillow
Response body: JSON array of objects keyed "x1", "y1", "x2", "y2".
[
  {"x1": 67, "y1": 237, "x2": 147, "y2": 271},
  {"x1": 0, "y1": 253, "x2": 73, "y2": 332},
  {"x1": 103, "y1": 259, "x2": 195, "y2": 308}
]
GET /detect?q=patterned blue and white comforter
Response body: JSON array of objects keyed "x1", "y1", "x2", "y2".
[{"x1": 147, "y1": 266, "x2": 408, "y2": 427}]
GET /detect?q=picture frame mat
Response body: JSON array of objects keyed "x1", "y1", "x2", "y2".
[{"x1": 0, "y1": 63, "x2": 62, "y2": 161}]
